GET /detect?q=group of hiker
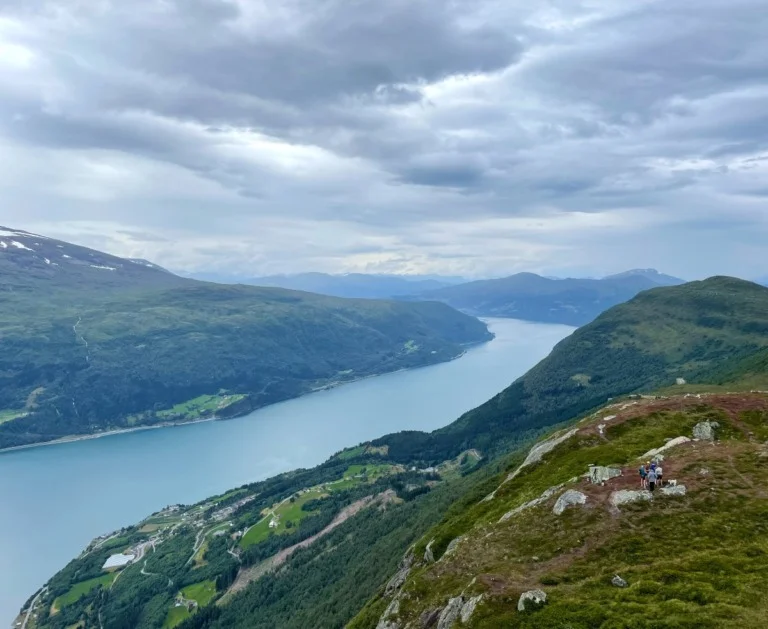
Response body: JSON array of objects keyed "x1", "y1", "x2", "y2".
[{"x1": 638, "y1": 461, "x2": 663, "y2": 491}]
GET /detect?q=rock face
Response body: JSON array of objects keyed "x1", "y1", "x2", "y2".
[
  {"x1": 441, "y1": 536, "x2": 463, "y2": 560},
  {"x1": 419, "y1": 608, "x2": 442, "y2": 628},
  {"x1": 643, "y1": 436, "x2": 691, "y2": 459},
  {"x1": 436, "y1": 597, "x2": 464, "y2": 629},
  {"x1": 612, "y1": 575, "x2": 628, "y2": 588},
  {"x1": 588, "y1": 466, "x2": 622, "y2": 484},
  {"x1": 385, "y1": 552, "x2": 414, "y2": 595},
  {"x1": 424, "y1": 539, "x2": 436, "y2": 564},
  {"x1": 499, "y1": 484, "x2": 564, "y2": 523},
  {"x1": 693, "y1": 421, "x2": 719, "y2": 441},
  {"x1": 460, "y1": 595, "x2": 483, "y2": 624},
  {"x1": 518, "y1": 589, "x2": 547, "y2": 612},
  {"x1": 553, "y1": 489, "x2": 588, "y2": 515},
  {"x1": 661, "y1": 484, "x2": 687, "y2": 497},
  {"x1": 609, "y1": 490, "x2": 652, "y2": 507},
  {"x1": 507, "y1": 428, "x2": 579, "y2": 482},
  {"x1": 376, "y1": 596, "x2": 401, "y2": 629}
]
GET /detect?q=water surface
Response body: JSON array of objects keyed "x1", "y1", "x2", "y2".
[{"x1": 0, "y1": 318, "x2": 573, "y2": 621}]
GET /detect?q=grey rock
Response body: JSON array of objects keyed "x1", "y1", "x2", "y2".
[
  {"x1": 660, "y1": 484, "x2": 687, "y2": 497},
  {"x1": 553, "y1": 489, "x2": 588, "y2": 515},
  {"x1": 424, "y1": 539, "x2": 436, "y2": 564},
  {"x1": 436, "y1": 597, "x2": 464, "y2": 629},
  {"x1": 643, "y1": 436, "x2": 691, "y2": 459},
  {"x1": 499, "y1": 484, "x2": 564, "y2": 523},
  {"x1": 611, "y1": 575, "x2": 628, "y2": 588},
  {"x1": 442, "y1": 536, "x2": 463, "y2": 560},
  {"x1": 376, "y1": 596, "x2": 401, "y2": 629},
  {"x1": 588, "y1": 466, "x2": 622, "y2": 484},
  {"x1": 507, "y1": 429, "x2": 579, "y2": 482},
  {"x1": 385, "y1": 552, "x2": 414, "y2": 595},
  {"x1": 419, "y1": 608, "x2": 442, "y2": 628},
  {"x1": 460, "y1": 595, "x2": 483, "y2": 624},
  {"x1": 609, "y1": 490, "x2": 652, "y2": 507},
  {"x1": 693, "y1": 421, "x2": 718, "y2": 441},
  {"x1": 517, "y1": 589, "x2": 547, "y2": 612}
]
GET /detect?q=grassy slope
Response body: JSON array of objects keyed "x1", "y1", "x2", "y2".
[
  {"x1": 353, "y1": 391, "x2": 768, "y2": 629},
  {"x1": 374, "y1": 277, "x2": 768, "y2": 464},
  {"x1": 0, "y1": 247, "x2": 490, "y2": 449}
]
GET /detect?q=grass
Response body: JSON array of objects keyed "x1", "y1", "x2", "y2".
[
  {"x1": 0, "y1": 409, "x2": 26, "y2": 425},
  {"x1": 163, "y1": 605, "x2": 190, "y2": 628},
  {"x1": 54, "y1": 573, "x2": 116, "y2": 609},
  {"x1": 157, "y1": 393, "x2": 246, "y2": 420},
  {"x1": 240, "y1": 489, "x2": 327, "y2": 548},
  {"x1": 371, "y1": 394, "x2": 768, "y2": 629},
  {"x1": 327, "y1": 463, "x2": 396, "y2": 492},
  {"x1": 163, "y1": 581, "x2": 217, "y2": 628}
]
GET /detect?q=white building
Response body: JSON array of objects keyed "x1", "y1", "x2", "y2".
[{"x1": 103, "y1": 553, "x2": 136, "y2": 570}]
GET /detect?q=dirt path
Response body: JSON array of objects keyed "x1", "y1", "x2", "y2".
[
  {"x1": 20, "y1": 587, "x2": 47, "y2": 629},
  {"x1": 221, "y1": 494, "x2": 378, "y2": 601}
]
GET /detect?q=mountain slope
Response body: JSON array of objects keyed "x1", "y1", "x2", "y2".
[
  {"x1": 404, "y1": 270, "x2": 685, "y2": 326},
  {"x1": 354, "y1": 390, "x2": 768, "y2": 629},
  {"x1": 0, "y1": 228, "x2": 491, "y2": 450},
  {"x1": 18, "y1": 275, "x2": 768, "y2": 629},
  {"x1": 189, "y1": 272, "x2": 465, "y2": 299},
  {"x1": 374, "y1": 277, "x2": 768, "y2": 464}
]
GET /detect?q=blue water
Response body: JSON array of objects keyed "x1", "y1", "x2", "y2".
[{"x1": 0, "y1": 318, "x2": 573, "y2": 622}]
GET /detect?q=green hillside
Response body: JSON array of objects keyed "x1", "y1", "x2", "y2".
[
  {"x1": 16, "y1": 276, "x2": 768, "y2": 629},
  {"x1": 403, "y1": 270, "x2": 684, "y2": 326},
  {"x1": 374, "y1": 277, "x2": 768, "y2": 464},
  {"x1": 0, "y1": 227, "x2": 491, "y2": 450}
]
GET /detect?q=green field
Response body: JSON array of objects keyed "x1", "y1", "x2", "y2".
[
  {"x1": 55, "y1": 573, "x2": 116, "y2": 608},
  {"x1": 157, "y1": 393, "x2": 246, "y2": 420},
  {"x1": 163, "y1": 581, "x2": 218, "y2": 628},
  {"x1": 0, "y1": 409, "x2": 26, "y2": 425},
  {"x1": 240, "y1": 489, "x2": 326, "y2": 548}
]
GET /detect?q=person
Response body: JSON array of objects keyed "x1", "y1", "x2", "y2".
[
  {"x1": 648, "y1": 468, "x2": 657, "y2": 492},
  {"x1": 638, "y1": 463, "x2": 647, "y2": 488},
  {"x1": 656, "y1": 464, "x2": 663, "y2": 487}
]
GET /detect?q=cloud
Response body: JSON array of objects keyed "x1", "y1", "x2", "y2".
[{"x1": 0, "y1": 0, "x2": 766, "y2": 280}]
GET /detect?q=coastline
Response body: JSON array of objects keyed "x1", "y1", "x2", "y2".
[{"x1": 0, "y1": 339, "x2": 491, "y2": 456}]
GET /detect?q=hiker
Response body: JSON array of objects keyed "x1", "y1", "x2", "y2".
[
  {"x1": 638, "y1": 463, "x2": 648, "y2": 488},
  {"x1": 656, "y1": 464, "x2": 663, "y2": 487},
  {"x1": 648, "y1": 468, "x2": 657, "y2": 492}
]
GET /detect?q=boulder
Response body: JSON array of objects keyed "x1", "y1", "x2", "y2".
[
  {"x1": 693, "y1": 421, "x2": 719, "y2": 441},
  {"x1": 499, "y1": 484, "x2": 564, "y2": 523},
  {"x1": 376, "y1": 596, "x2": 401, "y2": 629},
  {"x1": 517, "y1": 589, "x2": 547, "y2": 612},
  {"x1": 436, "y1": 597, "x2": 464, "y2": 629},
  {"x1": 419, "y1": 608, "x2": 442, "y2": 628},
  {"x1": 385, "y1": 552, "x2": 414, "y2": 595},
  {"x1": 460, "y1": 595, "x2": 483, "y2": 624},
  {"x1": 553, "y1": 490, "x2": 588, "y2": 515},
  {"x1": 611, "y1": 575, "x2": 628, "y2": 588},
  {"x1": 643, "y1": 436, "x2": 691, "y2": 459},
  {"x1": 424, "y1": 539, "x2": 436, "y2": 564},
  {"x1": 588, "y1": 466, "x2": 622, "y2": 484},
  {"x1": 441, "y1": 536, "x2": 463, "y2": 560},
  {"x1": 609, "y1": 490, "x2": 652, "y2": 507},
  {"x1": 660, "y1": 484, "x2": 687, "y2": 497},
  {"x1": 507, "y1": 429, "x2": 579, "y2": 482}
]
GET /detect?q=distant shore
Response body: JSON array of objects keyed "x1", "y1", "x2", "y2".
[{"x1": 0, "y1": 340, "x2": 490, "y2": 455}]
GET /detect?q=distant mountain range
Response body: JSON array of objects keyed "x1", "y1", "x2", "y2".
[
  {"x1": 0, "y1": 227, "x2": 490, "y2": 450},
  {"x1": 188, "y1": 272, "x2": 466, "y2": 299},
  {"x1": 399, "y1": 269, "x2": 685, "y2": 326}
]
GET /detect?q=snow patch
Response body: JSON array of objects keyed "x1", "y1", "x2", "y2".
[
  {"x1": 90, "y1": 265, "x2": 117, "y2": 271},
  {"x1": 0, "y1": 241, "x2": 6, "y2": 249},
  {"x1": 11, "y1": 240, "x2": 34, "y2": 251},
  {"x1": 44, "y1": 258, "x2": 51, "y2": 265},
  {"x1": 62, "y1": 254, "x2": 72, "y2": 259}
]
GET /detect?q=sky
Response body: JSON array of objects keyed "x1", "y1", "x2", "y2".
[{"x1": 0, "y1": 0, "x2": 766, "y2": 280}]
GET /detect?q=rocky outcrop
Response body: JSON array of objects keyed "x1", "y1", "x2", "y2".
[
  {"x1": 609, "y1": 489, "x2": 652, "y2": 507},
  {"x1": 499, "y1": 484, "x2": 564, "y2": 523},
  {"x1": 693, "y1": 421, "x2": 719, "y2": 441},
  {"x1": 612, "y1": 575, "x2": 628, "y2": 588},
  {"x1": 376, "y1": 596, "x2": 401, "y2": 629},
  {"x1": 660, "y1": 484, "x2": 687, "y2": 497},
  {"x1": 517, "y1": 589, "x2": 547, "y2": 612},
  {"x1": 588, "y1": 466, "x2": 622, "y2": 484},
  {"x1": 553, "y1": 489, "x2": 588, "y2": 515},
  {"x1": 419, "y1": 608, "x2": 442, "y2": 628},
  {"x1": 643, "y1": 436, "x2": 691, "y2": 460},
  {"x1": 441, "y1": 536, "x2": 463, "y2": 560},
  {"x1": 436, "y1": 597, "x2": 464, "y2": 629},
  {"x1": 385, "y1": 551, "x2": 414, "y2": 595},
  {"x1": 507, "y1": 429, "x2": 579, "y2": 482},
  {"x1": 424, "y1": 539, "x2": 436, "y2": 564},
  {"x1": 460, "y1": 595, "x2": 483, "y2": 624}
]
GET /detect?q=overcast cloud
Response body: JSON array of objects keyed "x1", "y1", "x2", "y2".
[{"x1": 1, "y1": 0, "x2": 767, "y2": 279}]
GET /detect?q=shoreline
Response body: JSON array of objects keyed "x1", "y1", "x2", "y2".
[{"x1": 0, "y1": 340, "x2": 490, "y2": 456}]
